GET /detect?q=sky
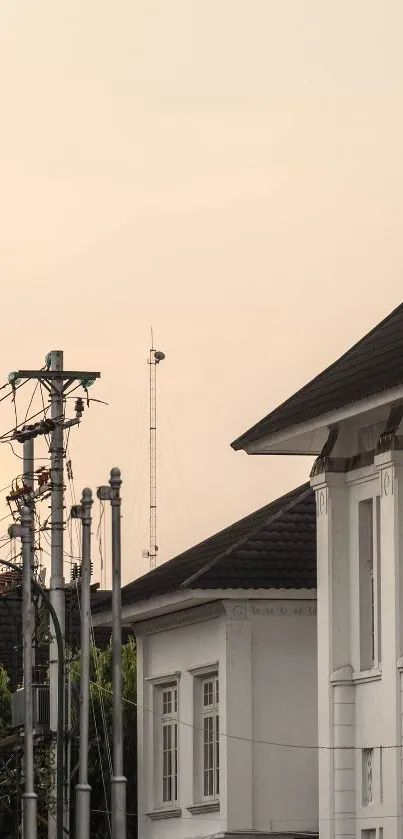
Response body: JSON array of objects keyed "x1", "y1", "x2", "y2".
[{"x1": 0, "y1": 1, "x2": 402, "y2": 585}]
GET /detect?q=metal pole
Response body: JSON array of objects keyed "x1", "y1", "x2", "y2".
[
  {"x1": 110, "y1": 468, "x2": 126, "y2": 839},
  {"x1": 23, "y1": 439, "x2": 35, "y2": 568},
  {"x1": 149, "y1": 347, "x2": 156, "y2": 570},
  {"x1": 75, "y1": 488, "x2": 93, "y2": 839},
  {"x1": 21, "y1": 505, "x2": 37, "y2": 839},
  {"x1": 23, "y1": 439, "x2": 36, "y2": 673},
  {"x1": 2, "y1": 554, "x2": 65, "y2": 839},
  {"x1": 49, "y1": 350, "x2": 65, "y2": 839}
]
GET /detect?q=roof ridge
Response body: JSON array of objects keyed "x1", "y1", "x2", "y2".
[
  {"x1": 121, "y1": 482, "x2": 310, "y2": 592},
  {"x1": 232, "y1": 301, "x2": 403, "y2": 449},
  {"x1": 181, "y1": 484, "x2": 313, "y2": 589}
]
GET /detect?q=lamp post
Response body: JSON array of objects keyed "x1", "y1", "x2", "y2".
[{"x1": 97, "y1": 468, "x2": 126, "y2": 839}]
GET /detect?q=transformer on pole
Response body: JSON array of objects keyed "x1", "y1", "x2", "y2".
[{"x1": 148, "y1": 334, "x2": 165, "y2": 570}]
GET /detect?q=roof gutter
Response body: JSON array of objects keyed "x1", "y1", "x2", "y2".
[{"x1": 231, "y1": 384, "x2": 403, "y2": 454}]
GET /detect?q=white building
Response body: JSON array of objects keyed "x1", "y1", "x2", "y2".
[
  {"x1": 232, "y1": 302, "x2": 403, "y2": 839},
  {"x1": 96, "y1": 484, "x2": 319, "y2": 839}
]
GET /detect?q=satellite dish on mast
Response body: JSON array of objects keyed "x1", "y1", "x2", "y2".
[{"x1": 154, "y1": 351, "x2": 165, "y2": 362}]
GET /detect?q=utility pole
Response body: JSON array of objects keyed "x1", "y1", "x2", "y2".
[
  {"x1": 23, "y1": 438, "x2": 35, "y2": 570},
  {"x1": 12, "y1": 352, "x2": 101, "y2": 839},
  {"x1": 72, "y1": 488, "x2": 93, "y2": 839},
  {"x1": 97, "y1": 468, "x2": 126, "y2": 839},
  {"x1": 9, "y1": 506, "x2": 37, "y2": 839},
  {"x1": 148, "y1": 341, "x2": 165, "y2": 569},
  {"x1": 23, "y1": 439, "x2": 36, "y2": 675}
]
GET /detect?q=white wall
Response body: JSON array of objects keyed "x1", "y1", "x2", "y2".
[
  {"x1": 138, "y1": 617, "x2": 224, "y2": 839},
  {"x1": 136, "y1": 598, "x2": 318, "y2": 839},
  {"x1": 252, "y1": 610, "x2": 318, "y2": 833}
]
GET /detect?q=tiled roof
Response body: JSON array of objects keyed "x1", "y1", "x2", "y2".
[
  {"x1": 0, "y1": 588, "x2": 131, "y2": 689},
  {"x1": 231, "y1": 302, "x2": 403, "y2": 449},
  {"x1": 94, "y1": 483, "x2": 316, "y2": 610}
]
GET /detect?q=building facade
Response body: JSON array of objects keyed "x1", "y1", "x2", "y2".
[
  {"x1": 95, "y1": 484, "x2": 319, "y2": 839},
  {"x1": 233, "y1": 302, "x2": 403, "y2": 839}
]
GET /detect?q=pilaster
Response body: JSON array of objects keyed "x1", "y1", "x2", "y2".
[
  {"x1": 311, "y1": 471, "x2": 351, "y2": 839},
  {"x1": 221, "y1": 602, "x2": 253, "y2": 833},
  {"x1": 331, "y1": 666, "x2": 355, "y2": 839},
  {"x1": 374, "y1": 449, "x2": 403, "y2": 839}
]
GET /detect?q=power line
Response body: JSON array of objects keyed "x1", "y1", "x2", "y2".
[
  {"x1": 66, "y1": 667, "x2": 403, "y2": 753},
  {"x1": 0, "y1": 405, "x2": 51, "y2": 442}
]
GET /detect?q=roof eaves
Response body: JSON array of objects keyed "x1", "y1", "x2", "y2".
[
  {"x1": 181, "y1": 485, "x2": 312, "y2": 589},
  {"x1": 230, "y1": 302, "x2": 403, "y2": 451}
]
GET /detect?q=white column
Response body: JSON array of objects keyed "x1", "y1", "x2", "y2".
[
  {"x1": 311, "y1": 472, "x2": 352, "y2": 839},
  {"x1": 331, "y1": 668, "x2": 355, "y2": 839},
  {"x1": 221, "y1": 602, "x2": 253, "y2": 833},
  {"x1": 374, "y1": 450, "x2": 403, "y2": 839}
]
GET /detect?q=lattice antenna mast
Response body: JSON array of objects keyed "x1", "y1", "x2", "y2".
[{"x1": 148, "y1": 333, "x2": 165, "y2": 570}]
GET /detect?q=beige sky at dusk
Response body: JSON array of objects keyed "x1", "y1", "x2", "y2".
[{"x1": 0, "y1": 1, "x2": 402, "y2": 584}]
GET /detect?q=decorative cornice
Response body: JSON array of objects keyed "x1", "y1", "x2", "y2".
[
  {"x1": 312, "y1": 451, "x2": 376, "y2": 476},
  {"x1": 310, "y1": 427, "x2": 339, "y2": 477},
  {"x1": 187, "y1": 801, "x2": 220, "y2": 814},
  {"x1": 247, "y1": 601, "x2": 316, "y2": 618},
  {"x1": 133, "y1": 598, "x2": 318, "y2": 637},
  {"x1": 376, "y1": 405, "x2": 403, "y2": 454},
  {"x1": 132, "y1": 601, "x2": 226, "y2": 637},
  {"x1": 145, "y1": 671, "x2": 181, "y2": 686},
  {"x1": 146, "y1": 807, "x2": 182, "y2": 820},
  {"x1": 187, "y1": 662, "x2": 219, "y2": 678}
]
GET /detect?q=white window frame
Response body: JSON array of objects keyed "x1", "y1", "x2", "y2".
[
  {"x1": 146, "y1": 672, "x2": 180, "y2": 812},
  {"x1": 160, "y1": 684, "x2": 178, "y2": 807},
  {"x1": 201, "y1": 674, "x2": 219, "y2": 802},
  {"x1": 358, "y1": 493, "x2": 381, "y2": 671}
]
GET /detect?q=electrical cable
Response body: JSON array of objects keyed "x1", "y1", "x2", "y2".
[
  {"x1": 72, "y1": 577, "x2": 112, "y2": 838},
  {"x1": 0, "y1": 405, "x2": 52, "y2": 442},
  {"x1": 63, "y1": 671, "x2": 403, "y2": 753},
  {"x1": 24, "y1": 380, "x2": 40, "y2": 424},
  {"x1": 3, "y1": 441, "x2": 49, "y2": 463},
  {"x1": 0, "y1": 378, "x2": 29, "y2": 406}
]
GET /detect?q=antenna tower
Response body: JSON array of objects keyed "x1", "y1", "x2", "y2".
[{"x1": 148, "y1": 332, "x2": 165, "y2": 569}]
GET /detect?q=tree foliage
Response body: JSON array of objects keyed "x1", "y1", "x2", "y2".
[
  {"x1": 70, "y1": 637, "x2": 137, "y2": 838},
  {"x1": 0, "y1": 638, "x2": 137, "y2": 838}
]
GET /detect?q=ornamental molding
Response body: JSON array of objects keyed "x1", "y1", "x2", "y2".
[
  {"x1": 147, "y1": 807, "x2": 182, "y2": 820},
  {"x1": 380, "y1": 466, "x2": 394, "y2": 497},
  {"x1": 133, "y1": 598, "x2": 318, "y2": 636},
  {"x1": 248, "y1": 600, "x2": 316, "y2": 618},
  {"x1": 145, "y1": 670, "x2": 181, "y2": 686},
  {"x1": 317, "y1": 487, "x2": 328, "y2": 517},
  {"x1": 132, "y1": 601, "x2": 225, "y2": 637},
  {"x1": 187, "y1": 661, "x2": 219, "y2": 678},
  {"x1": 187, "y1": 801, "x2": 220, "y2": 815}
]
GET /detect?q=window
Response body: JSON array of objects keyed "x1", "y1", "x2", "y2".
[
  {"x1": 359, "y1": 497, "x2": 381, "y2": 670},
  {"x1": 202, "y1": 676, "x2": 219, "y2": 800},
  {"x1": 161, "y1": 686, "x2": 178, "y2": 806},
  {"x1": 362, "y1": 748, "x2": 373, "y2": 805}
]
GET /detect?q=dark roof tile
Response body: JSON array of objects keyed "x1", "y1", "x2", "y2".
[
  {"x1": 232, "y1": 302, "x2": 403, "y2": 449},
  {"x1": 94, "y1": 483, "x2": 317, "y2": 610}
]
